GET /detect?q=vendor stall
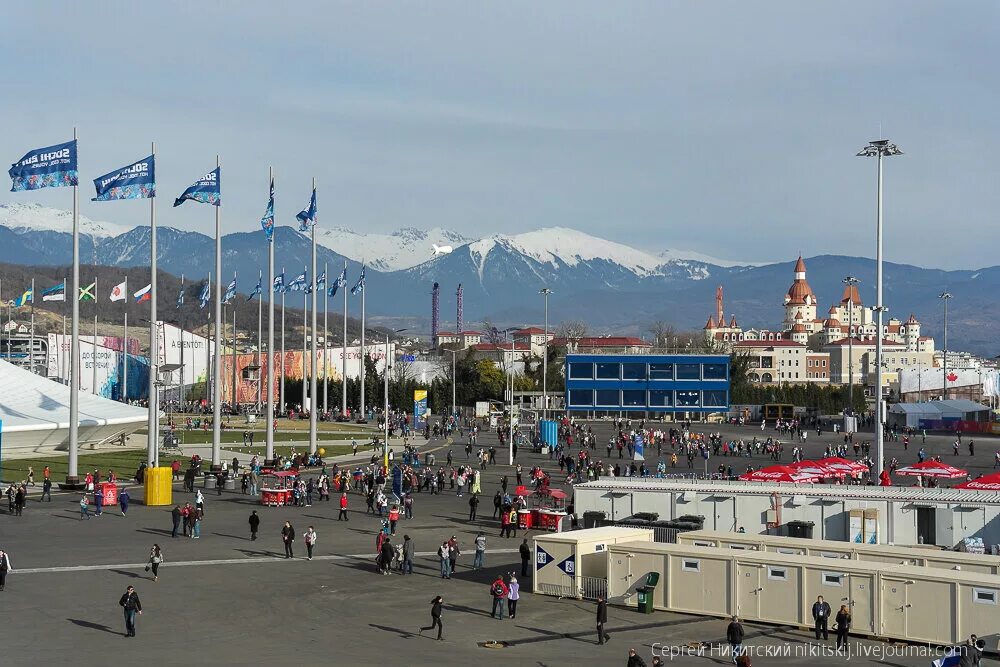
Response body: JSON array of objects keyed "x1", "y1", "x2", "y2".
[
  {"x1": 260, "y1": 471, "x2": 296, "y2": 506},
  {"x1": 535, "y1": 488, "x2": 569, "y2": 531}
]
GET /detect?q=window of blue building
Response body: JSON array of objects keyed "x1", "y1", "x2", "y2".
[
  {"x1": 649, "y1": 363, "x2": 673, "y2": 380},
  {"x1": 568, "y1": 389, "x2": 593, "y2": 406},
  {"x1": 676, "y1": 363, "x2": 701, "y2": 380},
  {"x1": 622, "y1": 390, "x2": 645, "y2": 406},
  {"x1": 595, "y1": 389, "x2": 619, "y2": 406},
  {"x1": 649, "y1": 390, "x2": 673, "y2": 407},
  {"x1": 702, "y1": 363, "x2": 728, "y2": 380},
  {"x1": 676, "y1": 390, "x2": 700, "y2": 407},
  {"x1": 595, "y1": 363, "x2": 620, "y2": 380},
  {"x1": 621, "y1": 363, "x2": 646, "y2": 380},
  {"x1": 568, "y1": 362, "x2": 594, "y2": 379},
  {"x1": 702, "y1": 390, "x2": 728, "y2": 407}
]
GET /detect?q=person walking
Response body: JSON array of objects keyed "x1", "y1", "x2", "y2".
[
  {"x1": 507, "y1": 574, "x2": 520, "y2": 619},
  {"x1": 80, "y1": 495, "x2": 91, "y2": 520},
  {"x1": 596, "y1": 595, "x2": 610, "y2": 644},
  {"x1": 13, "y1": 486, "x2": 24, "y2": 516},
  {"x1": 473, "y1": 532, "x2": 487, "y2": 570},
  {"x1": 41, "y1": 477, "x2": 52, "y2": 502},
  {"x1": 438, "y1": 541, "x2": 451, "y2": 579},
  {"x1": 402, "y1": 534, "x2": 414, "y2": 575},
  {"x1": 388, "y1": 505, "x2": 400, "y2": 535},
  {"x1": 519, "y1": 538, "x2": 530, "y2": 577},
  {"x1": 490, "y1": 574, "x2": 509, "y2": 619},
  {"x1": 835, "y1": 604, "x2": 851, "y2": 651},
  {"x1": 281, "y1": 521, "x2": 295, "y2": 558},
  {"x1": 146, "y1": 544, "x2": 163, "y2": 582},
  {"x1": 249, "y1": 510, "x2": 260, "y2": 541},
  {"x1": 171, "y1": 506, "x2": 181, "y2": 538},
  {"x1": 118, "y1": 585, "x2": 142, "y2": 637},
  {"x1": 726, "y1": 615, "x2": 744, "y2": 663},
  {"x1": 468, "y1": 493, "x2": 479, "y2": 521},
  {"x1": 192, "y1": 511, "x2": 201, "y2": 538},
  {"x1": 195, "y1": 489, "x2": 205, "y2": 515},
  {"x1": 338, "y1": 492, "x2": 349, "y2": 521},
  {"x1": 304, "y1": 526, "x2": 317, "y2": 560},
  {"x1": 118, "y1": 487, "x2": 130, "y2": 516},
  {"x1": 419, "y1": 595, "x2": 444, "y2": 640},
  {"x1": 0, "y1": 549, "x2": 11, "y2": 591},
  {"x1": 812, "y1": 595, "x2": 832, "y2": 641}
]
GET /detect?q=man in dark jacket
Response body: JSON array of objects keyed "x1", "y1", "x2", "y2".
[
  {"x1": 468, "y1": 493, "x2": 479, "y2": 520},
  {"x1": 281, "y1": 521, "x2": 295, "y2": 558},
  {"x1": 118, "y1": 585, "x2": 142, "y2": 637},
  {"x1": 596, "y1": 596, "x2": 610, "y2": 644},
  {"x1": 726, "y1": 615, "x2": 744, "y2": 663},
  {"x1": 812, "y1": 595, "x2": 832, "y2": 640},
  {"x1": 248, "y1": 510, "x2": 260, "y2": 541},
  {"x1": 627, "y1": 648, "x2": 647, "y2": 667},
  {"x1": 379, "y1": 537, "x2": 394, "y2": 574},
  {"x1": 519, "y1": 538, "x2": 531, "y2": 577},
  {"x1": 419, "y1": 595, "x2": 444, "y2": 640},
  {"x1": 959, "y1": 635, "x2": 983, "y2": 667},
  {"x1": 171, "y1": 506, "x2": 181, "y2": 538},
  {"x1": 402, "y1": 535, "x2": 415, "y2": 574}
]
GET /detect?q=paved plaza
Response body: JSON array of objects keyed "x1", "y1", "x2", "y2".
[{"x1": 0, "y1": 420, "x2": 991, "y2": 666}]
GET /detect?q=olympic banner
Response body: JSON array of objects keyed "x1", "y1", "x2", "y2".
[
  {"x1": 92, "y1": 155, "x2": 155, "y2": 201},
  {"x1": 9, "y1": 140, "x2": 78, "y2": 191},
  {"x1": 414, "y1": 389, "x2": 428, "y2": 429},
  {"x1": 174, "y1": 167, "x2": 221, "y2": 207}
]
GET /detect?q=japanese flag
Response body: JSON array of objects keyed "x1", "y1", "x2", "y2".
[{"x1": 109, "y1": 281, "x2": 127, "y2": 302}]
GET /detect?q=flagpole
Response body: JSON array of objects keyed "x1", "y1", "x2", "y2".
[
  {"x1": 122, "y1": 275, "x2": 128, "y2": 401},
  {"x1": 68, "y1": 126, "x2": 81, "y2": 485},
  {"x1": 266, "y1": 168, "x2": 275, "y2": 463},
  {"x1": 148, "y1": 141, "x2": 159, "y2": 467},
  {"x1": 309, "y1": 178, "x2": 318, "y2": 454},
  {"x1": 205, "y1": 271, "x2": 211, "y2": 413},
  {"x1": 302, "y1": 264, "x2": 307, "y2": 415},
  {"x1": 29, "y1": 277, "x2": 35, "y2": 374},
  {"x1": 280, "y1": 266, "x2": 286, "y2": 418},
  {"x1": 232, "y1": 308, "x2": 237, "y2": 412},
  {"x1": 61, "y1": 312, "x2": 66, "y2": 385},
  {"x1": 323, "y1": 260, "x2": 329, "y2": 416},
  {"x1": 178, "y1": 274, "x2": 184, "y2": 409},
  {"x1": 342, "y1": 259, "x2": 347, "y2": 418},
  {"x1": 211, "y1": 154, "x2": 222, "y2": 469},
  {"x1": 360, "y1": 272, "x2": 365, "y2": 421},
  {"x1": 257, "y1": 268, "x2": 262, "y2": 410},
  {"x1": 93, "y1": 275, "x2": 98, "y2": 394}
]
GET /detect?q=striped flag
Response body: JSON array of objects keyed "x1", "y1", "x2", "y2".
[
  {"x1": 41, "y1": 282, "x2": 66, "y2": 302},
  {"x1": 134, "y1": 284, "x2": 151, "y2": 303}
]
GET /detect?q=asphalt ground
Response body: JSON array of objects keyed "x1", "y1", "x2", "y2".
[{"x1": 0, "y1": 422, "x2": 973, "y2": 666}]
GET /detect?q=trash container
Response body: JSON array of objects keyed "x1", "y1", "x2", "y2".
[
  {"x1": 636, "y1": 572, "x2": 660, "y2": 614},
  {"x1": 203, "y1": 475, "x2": 217, "y2": 489},
  {"x1": 424, "y1": 453, "x2": 436, "y2": 466},
  {"x1": 224, "y1": 478, "x2": 236, "y2": 491}
]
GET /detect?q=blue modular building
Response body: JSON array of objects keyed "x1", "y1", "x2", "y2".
[{"x1": 564, "y1": 354, "x2": 730, "y2": 414}]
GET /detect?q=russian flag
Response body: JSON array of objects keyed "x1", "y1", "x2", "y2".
[{"x1": 133, "y1": 283, "x2": 151, "y2": 303}]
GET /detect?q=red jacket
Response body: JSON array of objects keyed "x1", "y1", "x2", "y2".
[
  {"x1": 491, "y1": 579, "x2": 509, "y2": 598},
  {"x1": 339, "y1": 496, "x2": 349, "y2": 509}
]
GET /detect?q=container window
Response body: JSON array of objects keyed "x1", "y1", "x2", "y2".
[
  {"x1": 676, "y1": 390, "x2": 700, "y2": 407},
  {"x1": 648, "y1": 390, "x2": 673, "y2": 407},
  {"x1": 703, "y1": 390, "x2": 728, "y2": 407},
  {"x1": 693, "y1": 541, "x2": 715, "y2": 547},
  {"x1": 682, "y1": 560, "x2": 700, "y2": 572},
  {"x1": 622, "y1": 390, "x2": 646, "y2": 407},
  {"x1": 973, "y1": 588, "x2": 998, "y2": 605},
  {"x1": 822, "y1": 573, "x2": 843, "y2": 587},
  {"x1": 621, "y1": 363, "x2": 646, "y2": 380},
  {"x1": 676, "y1": 363, "x2": 700, "y2": 380},
  {"x1": 649, "y1": 363, "x2": 673, "y2": 380},
  {"x1": 568, "y1": 362, "x2": 594, "y2": 379},
  {"x1": 595, "y1": 362, "x2": 620, "y2": 380},
  {"x1": 767, "y1": 567, "x2": 787, "y2": 581},
  {"x1": 595, "y1": 389, "x2": 619, "y2": 407},
  {"x1": 702, "y1": 363, "x2": 728, "y2": 380},
  {"x1": 729, "y1": 545, "x2": 748, "y2": 551},
  {"x1": 568, "y1": 390, "x2": 594, "y2": 407}
]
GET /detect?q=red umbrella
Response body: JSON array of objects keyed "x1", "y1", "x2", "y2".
[
  {"x1": 816, "y1": 457, "x2": 869, "y2": 476},
  {"x1": 894, "y1": 460, "x2": 967, "y2": 479},
  {"x1": 787, "y1": 460, "x2": 843, "y2": 479},
  {"x1": 955, "y1": 474, "x2": 1000, "y2": 491},
  {"x1": 739, "y1": 465, "x2": 821, "y2": 484}
]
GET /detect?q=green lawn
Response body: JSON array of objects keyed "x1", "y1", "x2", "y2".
[{"x1": 170, "y1": 430, "x2": 366, "y2": 444}]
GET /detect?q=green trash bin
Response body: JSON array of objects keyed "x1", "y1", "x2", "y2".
[{"x1": 636, "y1": 572, "x2": 660, "y2": 614}]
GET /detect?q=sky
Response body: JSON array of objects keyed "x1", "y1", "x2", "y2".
[{"x1": 2, "y1": 2, "x2": 998, "y2": 269}]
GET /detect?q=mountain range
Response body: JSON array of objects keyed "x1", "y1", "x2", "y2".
[{"x1": 0, "y1": 203, "x2": 995, "y2": 356}]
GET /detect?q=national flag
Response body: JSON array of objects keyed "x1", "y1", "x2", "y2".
[
  {"x1": 296, "y1": 187, "x2": 317, "y2": 231},
  {"x1": 173, "y1": 167, "x2": 221, "y2": 207},
  {"x1": 133, "y1": 284, "x2": 151, "y2": 303},
  {"x1": 287, "y1": 271, "x2": 307, "y2": 292},
  {"x1": 41, "y1": 282, "x2": 66, "y2": 302},
  {"x1": 9, "y1": 140, "x2": 78, "y2": 191},
  {"x1": 246, "y1": 273, "x2": 262, "y2": 303},
  {"x1": 260, "y1": 176, "x2": 275, "y2": 241},
  {"x1": 223, "y1": 274, "x2": 237, "y2": 304},
  {"x1": 304, "y1": 284, "x2": 313, "y2": 295},
  {"x1": 176, "y1": 286, "x2": 185, "y2": 308},
  {"x1": 328, "y1": 268, "x2": 347, "y2": 297},
  {"x1": 272, "y1": 272, "x2": 285, "y2": 293},
  {"x1": 80, "y1": 282, "x2": 96, "y2": 302},
  {"x1": 109, "y1": 281, "x2": 128, "y2": 302},
  {"x1": 11, "y1": 288, "x2": 32, "y2": 307},
  {"x1": 316, "y1": 271, "x2": 326, "y2": 288},
  {"x1": 92, "y1": 155, "x2": 155, "y2": 201},
  {"x1": 351, "y1": 265, "x2": 366, "y2": 295},
  {"x1": 198, "y1": 280, "x2": 211, "y2": 309}
]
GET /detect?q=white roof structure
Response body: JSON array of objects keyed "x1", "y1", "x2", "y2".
[{"x1": 0, "y1": 359, "x2": 148, "y2": 455}]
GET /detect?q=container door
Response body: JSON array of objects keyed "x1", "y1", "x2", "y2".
[
  {"x1": 736, "y1": 563, "x2": 761, "y2": 620},
  {"x1": 916, "y1": 507, "x2": 936, "y2": 545},
  {"x1": 849, "y1": 575, "x2": 874, "y2": 634},
  {"x1": 879, "y1": 579, "x2": 907, "y2": 639}
]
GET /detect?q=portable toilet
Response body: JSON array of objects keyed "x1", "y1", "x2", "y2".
[{"x1": 533, "y1": 527, "x2": 654, "y2": 599}]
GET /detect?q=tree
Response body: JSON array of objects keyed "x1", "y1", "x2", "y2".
[
  {"x1": 648, "y1": 320, "x2": 676, "y2": 349},
  {"x1": 555, "y1": 320, "x2": 588, "y2": 339}
]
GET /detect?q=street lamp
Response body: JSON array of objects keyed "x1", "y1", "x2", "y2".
[
  {"x1": 842, "y1": 276, "x2": 859, "y2": 412},
  {"x1": 939, "y1": 292, "x2": 952, "y2": 400},
  {"x1": 539, "y1": 287, "x2": 553, "y2": 419},
  {"x1": 369, "y1": 327, "x2": 407, "y2": 471},
  {"x1": 857, "y1": 138, "x2": 902, "y2": 477},
  {"x1": 444, "y1": 347, "x2": 466, "y2": 417}
]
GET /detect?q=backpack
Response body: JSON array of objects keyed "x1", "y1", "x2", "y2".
[{"x1": 492, "y1": 582, "x2": 504, "y2": 597}]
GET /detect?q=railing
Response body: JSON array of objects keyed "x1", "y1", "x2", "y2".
[
  {"x1": 537, "y1": 582, "x2": 578, "y2": 599},
  {"x1": 580, "y1": 576, "x2": 607, "y2": 600}
]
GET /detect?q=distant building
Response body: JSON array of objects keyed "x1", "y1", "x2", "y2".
[
  {"x1": 433, "y1": 330, "x2": 482, "y2": 348},
  {"x1": 548, "y1": 336, "x2": 653, "y2": 355}
]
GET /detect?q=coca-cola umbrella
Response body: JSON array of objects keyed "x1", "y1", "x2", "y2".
[
  {"x1": 816, "y1": 457, "x2": 869, "y2": 477},
  {"x1": 955, "y1": 473, "x2": 1000, "y2": 491},
  {"x1": 739, "y1": 465, "x2": 822, "y2": 484},
  {"x1": 894, "y1": 460, "x2": 967, "y2": 479},
  {"x1": 787, "y1": 460, "x2": 843, "y2": 479}
]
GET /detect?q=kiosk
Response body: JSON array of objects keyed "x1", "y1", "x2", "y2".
[{"x1": 260, "y1": 471, "x2": 296, "y2": 506}]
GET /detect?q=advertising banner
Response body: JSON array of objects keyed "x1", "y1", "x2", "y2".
[
  {"x1": 414, "y1": 389, "x2": 428, "y2": 429},
  {"x1": 92, "y1": 155, "x2": 155, "y2": 201},
  {"x1": 9, "y1": 140, "x2": 78, "y2": 191}
]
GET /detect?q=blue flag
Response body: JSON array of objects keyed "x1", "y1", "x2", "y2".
[
  {"x1": 223, "y1": 274, "x2": 237, "y2": 304},
  {"x1": 174, "y1": 167, "x2": 221, "y2": 207},
  {"x1": 11, "y1": 287, "x2": 32, "y2": 307},
  {"x1": 9, "y1": 140, "x2": 78, "y2": 191},
  {"x1": 176, "y1": 286, "x2": 184, "y2": 308},
  {"x1": 260, "y1": 176, "x2": 274, "y2": 241},
  {"x1": 198, "y1": 280, "x2": 211, "y2": 309},
  {"x1": 92, "y1": 155, "x2": 155, "y2": 201},
  {"x1": 296, "y1": 187, "x2": 317, "y2": 231},
  {"x1": 316, "y1": 271, "x2": 326, "y2": 288},
  {"x1": 351, "y1": 265, "x2": 366, "y2": 295},
  {"x1": 328, "y1": 268, "x2": 347, "y2": 297},
  {"x1": 272, "y1": 272, "x2": 285, "y2": 293},
  {"x1": 246, "y1": 273, "x2": 263, "y2": 303},
  {"x1": 287, "y1": 271, "x2": 307, "y2": 292},
  {"x1": 41, "y1": 282, "x2": 66, "y2": 302}
]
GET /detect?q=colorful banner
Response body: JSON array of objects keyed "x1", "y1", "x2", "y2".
[
  {"x1": 92, "y1": 155, "x2": 155, "y2": 201},
  {"x1": 9, "y1": 140, "x2": 78, "y2": 191},
  {"x1": 296, "y1": 187, "x2": 317, "y2": 230},
  {"x1": 173, "y1": 167, "x2": 220, "y2": 207},
  {"x1": 46, "y1": 333, "x2": 148, "y2": 400},
  {"x1": 260, "y1": 176, "x2": 274, "y2": 240},
  {"x1": 414, "y1": 389, "x2": 428, "y2": 428}
]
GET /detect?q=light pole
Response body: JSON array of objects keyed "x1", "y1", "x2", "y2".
[
  {"x1": 842, "y1": 276, "x2": 859, "y2": 411},
  {"x1": 370, "y1": 327, "x2": 407, "y2": 471},
  {"x1": 539, "y1": 287, "x2": 553, "y2": 419},
  {"x1": 939, "y1": 292, "x2": 952, "y2": 400},
  {"x1": 445, "y1": 347, "x2": 464, "y2": 417},
  {"x1": 858, "y1": 138, "x2": 902, "y2": 477}
]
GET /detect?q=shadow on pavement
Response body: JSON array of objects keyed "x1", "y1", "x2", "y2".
[
  {"x1": 109, "y1": 568, "x2": 144, "y2": 579},
  {"x1": 68, "y1": 618, "x2": 119, "y2": 634}
]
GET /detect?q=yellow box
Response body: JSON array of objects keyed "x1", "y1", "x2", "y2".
[{"x1": 144, "y1": 466, "x2": 173, "y2": 506}]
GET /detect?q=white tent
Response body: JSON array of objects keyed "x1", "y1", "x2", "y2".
[{"x1": 0, "y1": 358, "x2": 148, "y2": 455}]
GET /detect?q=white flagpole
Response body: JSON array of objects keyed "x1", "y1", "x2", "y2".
[
  {"x1": 68, "y1": 126, "x2": 81, "y2": 484},
  {"x1": 342, "y1": 259, "x2": 347, "y2": 418},
  {"x1": 309, "y1": 178, "x2": 318, "y2": 454},
  {"x1": 323, "y1": 260, "x2": 328, "y2": 415},
  {"x1": 205, "y1": 271, "x2": 211, "y2": 412},
  {"x1": 62, "y1": 312, "x2": 66, "y2": 385},
  {"x1": 257, "y1": 267, "x2": 262, "y2": 409},
  {"x1": 266, "y1": 168, "x2": 275, "y2": 462},
  {"x1": 178, "y1": 274, "x2": 184, "y2": 408},
  {"x1": 280, "y1": 266, "x2": 285, "y2": 417},
  {"x1": 302, "y1": 264, "x2": 307, "y2": 414},
  {"x1": 147, "y1": 141, "x2": 159, "y2": 466},
  {"x1": 360, "y1": 271, "x2": 365, "y2": 421},
  {"x1": 29, "y1": 277, "x2": 35, "y2": 373},
  {"x1": 232, "y1": 308, "x2": 237, "y2": 411},
  {"x1": 212, "y1": 155, "x2": 222, "y2": 468},
  {"x1": 122, "y1": 275, "x2": 128, "y2": 401},
  {"x1": 92, "y1": 275, "x2": 98, "y2": 394}
]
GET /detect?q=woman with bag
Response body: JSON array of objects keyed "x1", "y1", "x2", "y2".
[
  {"x1": 145, "y1": 544, "x2": 163, "y2": 581},
  {"x1": 835, "y1": 604, "x2": 851, "y2": 651}
]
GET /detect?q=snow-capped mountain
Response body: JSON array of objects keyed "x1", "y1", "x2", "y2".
[
  {"x1": 0, "y1": 202, "x2": 129, "y2": 238},
  {"x1": 308, "y1": 225, "x2": 471, "y2": 271},
  {"x1": 657, "y1": 247, "x2": 763, "y2": 268}
]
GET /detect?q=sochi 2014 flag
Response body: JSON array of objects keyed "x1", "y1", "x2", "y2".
[
  {"x1": 173, "y1": 167, "x2": 220, "y2": 207},
  {"x1": 92, "y1": 155, "x2": 155, "y2": 201},
  {"x1": 9, "y1": 140, "x2": 78, "y2": 191},
  {"x1": 198, "y1": 280, "x2": 211, "y2": 308},
  {"x1": 223, "y1": 274, "x2": 237, "y2": 304},
  {"x1": 245, "y1": 273, "x2": 262, "y2": 303},
  {"x1": 351, "y1": 265, "x2": 366, "y2": 295},
  {"x1": 272, "y1": 272, "x2": 285, "y2": 293},
  {"x1": 134, "y1": 284, "x2": 152, "y2": 303},
  {"x1": 328, "y1": 268, "x2": 347, "y2": 297},
  {"x1": 296, "y1": 187, "x2": 317, "y2": 231},
  {"x1": 287, "y1": 271, "x2": 307, "y2": 292},
  {"x1": 260, "y1": 176, "x2": 275, "y2": 241}
]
